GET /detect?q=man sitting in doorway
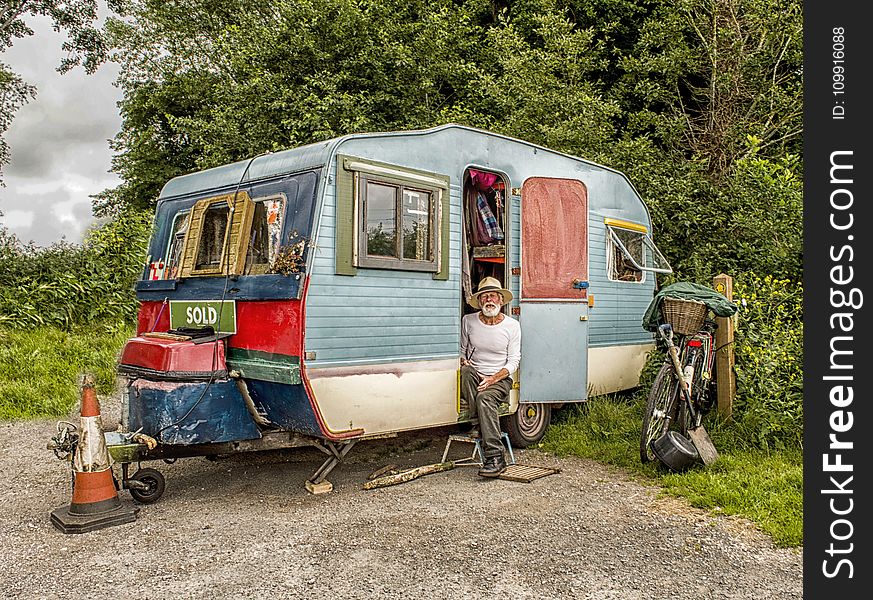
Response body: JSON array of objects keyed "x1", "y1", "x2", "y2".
[{"x1": 460, "y1": 277, "x2": 521, "y2": 478}]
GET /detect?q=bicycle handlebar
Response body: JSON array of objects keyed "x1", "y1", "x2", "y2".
[{"x1": 657, "y1": 323, "x2": 673, "y2": 339}]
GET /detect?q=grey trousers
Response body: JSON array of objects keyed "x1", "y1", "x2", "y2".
[{"x1": 460, "y1": 365, "x2": 512, "y2": 458}]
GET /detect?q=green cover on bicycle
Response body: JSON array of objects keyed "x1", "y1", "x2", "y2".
[{"x1": 642, "y1": 282, "x2": 738, "y2": 332}]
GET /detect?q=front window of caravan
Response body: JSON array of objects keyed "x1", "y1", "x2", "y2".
[
  {"x1": 244, "y1": 195, "x2": 286, "y2": 274},
  {"x1": 164, "y1": 191, "x2": 290, "y2": 278},
  {"x1": 195, "y1": 202, "x2": 231, "y2": 271},
  {"x1": 176, "y1": 191, "x2": 255, "y2": 278},
  {"x1": 605, "y1": 220, "x2": 672, "y2": 283},
  {"x1": 163, "y1": 211, "x2": 190, "y2": 279}
]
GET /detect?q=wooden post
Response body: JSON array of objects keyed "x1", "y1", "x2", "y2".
[{"x1": 713, "y1": 274, "x2": 735, "y2": 418}]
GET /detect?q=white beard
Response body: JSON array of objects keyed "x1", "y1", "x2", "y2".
[{"x1": 481, "y1": 303, "x2": 501, "y2": 318}]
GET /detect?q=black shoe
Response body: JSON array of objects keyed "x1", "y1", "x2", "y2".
[{"x1": 478, "y1": 454, "x2": 507, "y2": 478}]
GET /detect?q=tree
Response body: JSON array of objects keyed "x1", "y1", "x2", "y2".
[
  {"x1": 99, "y1": 0, "x2": 803, "y2": 281},
  {"x1": 612, "y1": 0, "x2": 803, "y2": 179},
  {"x1": 98, "y1": 0, "x2": 617, "y2": 213},
  {"x1": 0, "y1": 57, "x2": 35, "y2": 179},
  {"x1": 0, "y1": 0, "x2": 119, "y2": 182}
]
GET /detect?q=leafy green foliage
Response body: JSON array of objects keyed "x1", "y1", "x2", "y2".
[
  {"x1": 0, "y1": 209, "x2": 151, "y2": 328},
  {"x1": 732, "y1": 274, "x2": 803, "y2": 449},
  {"x1": 97, "y1": 0, "x2": 625, "y2": 213},
  {"x1": 0, "y1": 210, "x2": 148, "y2": 415},
  {"x1": 0, "y1": 1, "x2": 119, "y2": 73},
  {"x1": 640, "y1": 149, "x2": 802, "y2": 284},
  {"x1": 608, "y1": 0, "x2": 803, "y2": 175}
]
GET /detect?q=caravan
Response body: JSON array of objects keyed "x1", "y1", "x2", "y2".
[{"x1": 116, "y1": 124, "x2": 672, "y2": 495}]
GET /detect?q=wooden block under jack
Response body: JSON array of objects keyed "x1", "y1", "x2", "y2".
[
  {"x1": 687, "y1": 426, "x2": 719, "y2": 465},
  {"x1": 305, "y1": 479, "x2": 334, "y2": 495}
]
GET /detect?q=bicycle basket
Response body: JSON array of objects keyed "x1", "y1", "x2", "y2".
[{"x1": 661, "y1": 297, "x2": 708, "y2": 336}]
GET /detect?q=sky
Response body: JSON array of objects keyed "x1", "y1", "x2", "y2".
[{"x1": 0, "y1": 13, "x2": 122, "y2": 247}]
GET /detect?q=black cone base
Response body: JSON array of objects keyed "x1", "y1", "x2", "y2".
[{"x1": 50, "y1": 501, "x2": 139, "y2": 534}]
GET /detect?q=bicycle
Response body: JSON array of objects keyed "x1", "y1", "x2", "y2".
[{"x1": 640, "y1": 297, "x2": 718, "y2": 468}]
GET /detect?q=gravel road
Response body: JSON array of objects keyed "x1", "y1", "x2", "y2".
[{"x1": 0, "y1": 393, "x2": 801, "y2": 600}]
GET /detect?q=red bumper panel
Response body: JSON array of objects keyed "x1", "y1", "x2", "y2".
[{"x1": 119, "y1": 336, "x2": 227, "y2": 380}]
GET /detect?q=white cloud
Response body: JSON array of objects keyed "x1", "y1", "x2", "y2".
[
  {"x1": 1, "y1": 209, "x2": 34, "y2": 229},
  {"x1": 0, "y1": 9, "x2": 123, "y2": 247},
  {"x1": 53, "y1": 198, "x2": 88, "y2": 223}
]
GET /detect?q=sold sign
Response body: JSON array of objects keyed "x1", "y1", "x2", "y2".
[{"x1": 169, "y1": 300, "x2": 237, "y2": 334}]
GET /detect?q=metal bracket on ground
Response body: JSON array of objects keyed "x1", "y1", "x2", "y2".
[
  {"x1": 306, "y1": 439, "x2": 358, "y2": 494},
  {"x1": 440, "y1": 433, "x2": 516, "y2": 466}
]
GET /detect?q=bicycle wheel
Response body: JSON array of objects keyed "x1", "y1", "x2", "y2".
[
  {"x1": 640, "y1": 362, "x2": 680, "y2": 462},
  {"x1": 677, "y1": 348, "x2": 705, "y2": 433}
]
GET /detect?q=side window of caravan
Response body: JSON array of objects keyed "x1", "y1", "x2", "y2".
[
  {"x1": 605, "y1": 219, "x2": 672, "y2": 282},
  {"x1": 244, "y1": 195, "x2": 286, "y2": 275},
  {"x1": 333, "y1": 156, "x2": 449, "y2": 275},
  {"x1": 608, "y1": 226, "x2": 645, "y2": 282},
  {"x1": 360, "y1": 176, "x2": 435, "y2": 269}
]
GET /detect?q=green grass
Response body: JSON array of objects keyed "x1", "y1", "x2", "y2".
[
  {"x1": 540, "y1": 395, "x2": 803, "y2": 548},
  {"x1": 0, "y1": 323, "x2": 134, "y2": 419}
]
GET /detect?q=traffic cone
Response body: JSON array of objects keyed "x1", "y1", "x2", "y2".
[{"x1": 50, "y1": 375, "x2": 138, "y2": 533}]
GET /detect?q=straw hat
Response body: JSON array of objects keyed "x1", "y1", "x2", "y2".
[{"x1": 468, "y1": 276, "x2": 513, "y2": 309}]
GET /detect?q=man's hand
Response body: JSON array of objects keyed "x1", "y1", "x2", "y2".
[
  {"x1": 477, "y1": 371, "x2": 507, "y2": 391},
  {"x1": 477, "y1": 376, "x2": 495, "y2": 391}
]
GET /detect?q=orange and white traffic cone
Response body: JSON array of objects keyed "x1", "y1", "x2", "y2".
[{"x1": 51, "y1": 375, "x2": 138, "y2": 533}]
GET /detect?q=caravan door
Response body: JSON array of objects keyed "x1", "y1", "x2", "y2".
[{"x1": 519, "y1": 178, "x2": 589, "y2": 402}]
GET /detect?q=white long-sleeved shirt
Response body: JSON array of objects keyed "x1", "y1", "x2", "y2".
[{"x1": 460, "y1": 312, "x2": 521, "y2": 377}]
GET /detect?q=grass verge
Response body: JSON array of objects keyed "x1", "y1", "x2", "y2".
[
  {"x1": 0, "y1": 323, "x2": 134, "y2": 419},
  {"x1": 539, "y1": 395, "x2": 802, "y2": 548}
]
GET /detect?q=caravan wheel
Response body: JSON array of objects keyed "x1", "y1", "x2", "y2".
[
  {"x1": 502, "y1": 403, "x2": 551, "y2": 448},
  {"x1": 128, "y1": 468, "x2": 166, "y2": 504}
]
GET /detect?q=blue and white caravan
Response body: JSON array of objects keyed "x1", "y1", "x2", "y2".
[{"x1": 132, "y1": 123, "x2": 672, "y2": 473}]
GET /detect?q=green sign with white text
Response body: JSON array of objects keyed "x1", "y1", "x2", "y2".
[{"x1": 169, "y1": 300, "x2": 237, "y2": 334}]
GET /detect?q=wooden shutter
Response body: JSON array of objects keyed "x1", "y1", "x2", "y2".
[
  {"x1": 178, "y1": 191, "x2": 255, "y2": 278},
  {"x1": 335, "y1": 155, "x2": 358, "y2": 276},
  {"x1": 226, "y1": 192, "x2": 255, "y2": 275}
]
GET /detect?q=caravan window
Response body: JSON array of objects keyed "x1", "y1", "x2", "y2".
[
  {"x1": 334, "y1": 155, "x2": 449, "y2": 278},
  {"x1": 605, "y1": 219, "x2": 672, "y2": 283},
  {"x1": 244, "y1": 195, "x2": 286, "y2": 275},
  {"x1": 357, "y1": 173, "x2": 438, "y2": 272},
  {"x1": 162, "y1": 211, "x2": 190, "y2": 279},
  {"x1": 170, "y1": 191, "x2": 287, "y2": 278},
  {"x1": 177, "y1": 192, "x2": 255, "y2": 278},
  {"x1": 195, "y1": 202, "x2": 231, "y2": 270}
]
